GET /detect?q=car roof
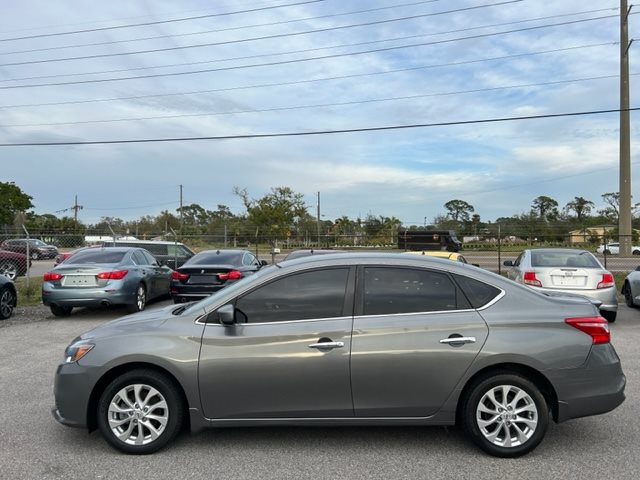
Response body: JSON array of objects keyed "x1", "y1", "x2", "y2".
[
  {"x1": 194, "y1": 249, "x2": 250, "y2": 255},
  {"x1": 402, "y1": 251, "x2": 460, "y2": 260},
  {"x1": 110, "y1": 239, "x2": 186, "y2": 246},
  {"x1": 523, "y1": 248, "x2": 591, "y2": 254}
]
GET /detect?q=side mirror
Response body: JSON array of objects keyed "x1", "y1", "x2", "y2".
[
  {"x1": 503, "y1": 260, "x2": 514, "y2": 267},
  {"x1": 217, "y1": 303, "x2": 236, "y2": 326},
  {"x1": 260, "y1": 260, "x2": 268, "y2": 266}
]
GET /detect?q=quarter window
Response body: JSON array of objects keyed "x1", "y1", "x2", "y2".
[
  {"x1": 452, "y1": 274, "x2": 501, "y2": 309},
  {"x1": 363, "y1": 267, "x2": 467, "y2": 315},
  {"x1": 235, "y1": 268, "x2": 350, "y2": 323}
]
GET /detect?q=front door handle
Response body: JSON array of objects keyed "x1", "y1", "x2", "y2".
[
  {"x1": 439, "y1": 336, "x2": 476, "y2": 345},
  {"x1": 308, "y1": 341, "x2": 344, "y2": 350}
]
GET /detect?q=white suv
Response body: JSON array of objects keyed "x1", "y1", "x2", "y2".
[{"x1": 596, "y1": 242, "x2": 640, "y2": 255}]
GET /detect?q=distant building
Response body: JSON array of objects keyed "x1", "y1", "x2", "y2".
[{"x1": 568, "y1": 226, "x2": 616, "y2": 244}]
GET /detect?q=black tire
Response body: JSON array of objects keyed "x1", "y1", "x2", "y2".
[
  {"x1": 633, "y1": 250, "x2": 640, "y2": 256},
  {"x1": 601, "y1": 310, "x2": 617, "y2": 323},
  {"x1": 127, "y1": 284, "x2": 147, "y2": 313},
  {"x1": 604, "y1": 249, "x2": 611, "y2": 255},
  {"x1": 0, "y1": 260, "x2": 19, "y2": 280},
  {"x1": 623, "y1": 282, "x2": 636, "y2": 308},
  {"x1": 461, "y1": 372, "x2": 549, "y2": 458},
  {"x1": 0, "y1": 285, "x2": 16, "y2": 320},
  {"x1": 50, "y1": 305, "x2": 73, "y2": 317},
  {"x1": 97, "y1": 369, "x2": 184, "y2": 454}
]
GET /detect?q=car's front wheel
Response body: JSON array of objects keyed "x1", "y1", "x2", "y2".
[
  {"x1": 461, "y1": 373, "x2": 549, "y2": 458},
  {"x1": 623, "y1": 283, "x2": 636, "y2": 308},
  {"x1": 97, "y1": 369, "x2": 184, "y2": 454},
  {"x1": 0, "y1": 286, "x2": 16, "y2": 320}
]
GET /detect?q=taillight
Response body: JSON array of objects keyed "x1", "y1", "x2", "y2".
[
  {"x1": 597, "y1": 273, "x2": 615, "y2": 289},
  {"x1": 218, "y1": 270, "x2": 243, "y2": 281},
  {"x1": 565, "y1": 316, "x2": 610, "y2": 344},
  {"x1": 97, "y1": 270, "x2": 128, "y2": 280},
  {"x1": 172, "y1": 271, "x2": 190, "y2": 281},
  {"x1": 523, "y1": 271, "x2": 542, "y2": 287},
  {"x1": 43, "y1": 272, "x2": 63, "y2": 281}
]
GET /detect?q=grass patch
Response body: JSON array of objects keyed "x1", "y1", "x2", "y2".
[{"x1": 14, "y1": 277, "x2": 42, "y2": 307}]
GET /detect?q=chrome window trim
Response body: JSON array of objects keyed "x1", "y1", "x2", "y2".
[{"x1": 195, "y1": 314, "x2": 353, "y2": 326}]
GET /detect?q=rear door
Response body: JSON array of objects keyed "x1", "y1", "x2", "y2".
[{"x1": 350, "y1": 266, "x2": 488, "y2": 417}]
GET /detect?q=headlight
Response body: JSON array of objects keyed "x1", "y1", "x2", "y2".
[{"x1": 64, "y1": 341, "x2": 95, "y2": 363}]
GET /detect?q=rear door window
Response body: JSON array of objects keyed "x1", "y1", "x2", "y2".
[
  {"x1": 452, "y1": 274, "x2": 502, "y2": 308},
  {"x1": 362, "y1": 267, "x2": 469, "y2": 315}
]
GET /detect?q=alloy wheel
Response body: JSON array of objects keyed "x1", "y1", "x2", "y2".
[
  {"x1": 476, "y1": 384, "x2": 538, "y2": 448},
  {"x1": 0, "y1": 287, "x2": 16, "y2": 319},
  {"x1": 107, "y1": 384, "x2": 169, "y2": 446},
  {"x1": 0, "y1": 261, "x2": 18, "y2": 280}
]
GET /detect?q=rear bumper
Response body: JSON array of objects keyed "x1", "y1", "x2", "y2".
[
  {"x1": 42, "y1": 286, "x2": 134, "y2": 307},
  {"x1": 534, "y1": 285, "x2": 618, "y2": 312},
  {"x1": 550, "y1": 343, "x2": 626, "y2": 423}
]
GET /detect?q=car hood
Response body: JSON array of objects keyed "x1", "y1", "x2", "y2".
[{"x1": 80, "y1": 304, "x2": 178, "y2": 340}]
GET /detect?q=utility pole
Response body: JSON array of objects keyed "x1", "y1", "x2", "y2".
[
  {"x1": 72, "y1": 195, "x2": 83, "y2": 227},
  {"x1": 179, "y1": 184, "x2": 183, "y2": 234},
  {"x1": 619, "y1": 0, "x2": 633, "y2": 255},
  {"x1": 316, "y1": 192, "x2": 321, "y2": 246}
]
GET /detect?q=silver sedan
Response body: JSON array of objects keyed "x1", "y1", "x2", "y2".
[
  {"x1": 52, "y1": 253, "x2": 625, "y2": 458},
  {"x1": 42, "y1": 247, "x2": 171, "y2": 317},
  {"x1": 503, "y1": 248, "x2": 618, "y2": 322}
]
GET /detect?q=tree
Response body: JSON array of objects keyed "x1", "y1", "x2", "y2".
[
  {"x1": 444, "y1": 199, "x2": 474, "y2": 222},
  {"x1": 531, "y1": 195, "x2": 559, "y2": 220},
  {"x1": 598, "y1": 192, "x2": 640, "y2": 223},
  {"x1": 564, "y1": 196, "x2": 594, "y2": 222},
  {"x1": 234, "y1": 186, "x2": 308, "y2": 243},
  {"x1": 0, "y1": 181, "x2": 34, "y2": 225}
]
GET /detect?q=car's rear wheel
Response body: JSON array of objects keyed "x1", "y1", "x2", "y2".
[
  {"x1": 601, "y1": 310, "x2": 617, "y2": 322},
  {"x1": 461, "y1": 373, "x2": 549, "y2": 458},
  {"x1": 127, "y1": 284, "x2": 147, "y2": 313},
  {"x1": 50, "y1": 305, "x2": 73, "y2": 317},
  {"x1": 0, "y1": 260, "x2": 19, "y2": 280},
  {"x1": 604, "y1": 249, "x2": 611, "y2": 255},
  {"x1": 97, "y1": 369, "x2": 184, "y2": 454},
  {"x1": 0, "y1": 286, "x2": 16, "y2": 320},
  {"x1": 633, "y1": 250, "x2": 640, "y2": 255},
  {"x1": 623, "y1": 283, "x2": 636, "y2": 308}
]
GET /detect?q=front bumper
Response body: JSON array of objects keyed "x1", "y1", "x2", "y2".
[{"x1": 52, "y1": 361, "x2": 100, "y2": 429}]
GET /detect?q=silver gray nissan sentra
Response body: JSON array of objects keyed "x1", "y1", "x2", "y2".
[{"x1": 53, "y1": 253, "x2": 625, "y2": 457}]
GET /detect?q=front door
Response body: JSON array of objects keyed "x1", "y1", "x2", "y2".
[{"x1": 198, "y1": 267, "x2": 355, "y2": 419}]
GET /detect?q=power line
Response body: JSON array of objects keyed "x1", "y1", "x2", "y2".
[
  {"x1": 0, "y1": 8, "x2": 617, "y2": 84},
  {"x1": 1, "y1": 107, "x2": 637, "y2": 147},
  {"x1": 0, "y1": 0, "x2": 445, "y2": 56},
  {"x1": 0, "y1": 15, "x2": 622, "y2": 90},
  {"x1": 0, "y1": 43, "x2": 615, "y2": 109},
  {"x1": 0, "y1": 0, "x2": 325, "y2": 43},
  {"x1": 0, "y1": 1, "x2": 522, "y2": 67},
  {"x1": 2, "y1": 73, "x2": 631, "y2": 128}
]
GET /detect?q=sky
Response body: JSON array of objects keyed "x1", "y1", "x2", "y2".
[{"x1": 0, "y1": 0, "x2": 639, "y2": 226}]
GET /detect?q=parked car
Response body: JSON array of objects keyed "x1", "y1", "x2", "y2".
[
  {"x1": 0, "y1": 250, "x2": 30, "y2": 280},
  {"x1": 596, "y1": 242, "x2": 640, "y2": 255},
  {"x1": 621, "y1": 266, "x2": 640, "y2": 307},
  {"x1": 100, "y1": 240, "x2": 195, "y2": 269},
  {"x1": 503, "y1": 248, "x2": 618, "y2": 322},
  {"x1": 282, "y1": 248, "x2": 347, "y2": 261},
  {"x1": 0, "y1": 275, "x2": 17, "y2": 320},
  {"x1": 0, "y1": 238, "x2": 58, "y2": 260},
  {"x1": 171, "y1": 249, "x2": 267, "y2": 303},
  {"x1": 53, "y1": 253, "x2": 625, "y2": 457},
  {"x1": 54, "y1": 245, "x2": 101, "y2": 266},
  {"x1": 42, "y1": 247, "x2": 172, "y2": 317}
]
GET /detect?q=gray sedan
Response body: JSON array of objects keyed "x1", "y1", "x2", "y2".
[
  {"x1": 53, "y1": 253, "x2": 625, "y2": 457},
  {"x1": 42, "y1": 247, "x2": 171, "y2": 317},
  {"x1": 503, "y1": 248, "x2": 618, "y2": 322}
]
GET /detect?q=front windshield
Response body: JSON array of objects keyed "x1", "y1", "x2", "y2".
[{"x1": 181, "y1": 264, "x2": 277, "y2": 315}]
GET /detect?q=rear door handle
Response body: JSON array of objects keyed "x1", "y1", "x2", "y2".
[
  {"x1": 439, "y1": 336, "x2": 476, "y2": 345},
  {"x1": 308, "y1": 341, "x2": 344, "y2": 350}
]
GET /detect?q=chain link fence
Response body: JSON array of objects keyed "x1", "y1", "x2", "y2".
[{"x1": 2, "y1": 226, "x2": 640, "y2": 280}]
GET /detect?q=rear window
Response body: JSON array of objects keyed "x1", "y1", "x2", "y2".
[
  {"x1": 69, "y1": 250, "x2": 126, "y2": 264},
  {"x1": 188, "y1": 251, "x2": 244, "y2": 265},
  {"x1": 452, "y1": 274, "x2": 501, "y2": 309},
  {"x1": 531, "y1": 251, "x2": 600, "y2": 268}
]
